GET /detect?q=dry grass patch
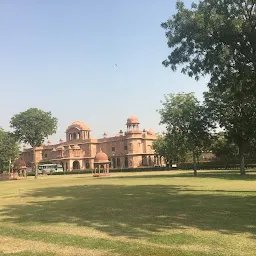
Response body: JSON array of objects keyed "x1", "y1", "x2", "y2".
[
  {"x1": 0, "y1": 235, "x2": 111, "y2": 256},
  {"x1": 1, "y1": 170, "x2": 256, "y2": 255}
]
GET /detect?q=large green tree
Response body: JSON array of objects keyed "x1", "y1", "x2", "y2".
[
  {"x1": 204, "y1": 83, "x2": 256, "y2": 174},
  {"x1": 0, "y1": 129, "x2": 20, "y2": 172},
  {"x1": 158, "y1": 93, "x2": 210, "y2": 175},
  {"x1": 10, "y1": 108, "x2": 58, "y2": 179},
  {"x1": 162, "y1": 1, "x2": 256, "y2": 174},
  {"x1": 152, "y1": 132, "x2": 188, "y2": 167},
  {"x1": 211, "y1": 132, "x2": 239, "y2": 168}
]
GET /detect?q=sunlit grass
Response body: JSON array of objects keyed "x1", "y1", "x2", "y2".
[{"x1": 0, "y1": 170, "x2": 256, "y2": 255}]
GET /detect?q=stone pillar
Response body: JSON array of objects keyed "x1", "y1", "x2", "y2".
[{"x1": 68, "y1": 160, "x2": 72, "y2": 171}]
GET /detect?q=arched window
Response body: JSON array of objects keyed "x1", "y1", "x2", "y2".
[
  {"x1": 73, "y1": 161, "x2": 80, "y2": 170},
  {"x1": 73, "y1": 133, "x2": 77, "y2": 140}
]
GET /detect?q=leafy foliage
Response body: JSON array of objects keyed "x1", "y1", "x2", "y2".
[
  {"x1": 158, "y1": 93, "x2": 211, "y2": 174},
  {"x1": 10, "y1": 108, "x2": 57, "y2": 178},
  {"x1": 161, "y1": 0, "x2": 256, "y2": 86},
  {"x1": 204, "y1": 84, "x2": 256, "y2": 160},
  {"x1": 162, "y1": 1, "x2": 256, "y2": 174},
  {"x1": 0, "y1": 128, "x2": 20, "y2": 171},
  {"x1": 152, "y1": 132, "x2": 188, "y2": 165},
  {"x1": 166, "y1": 130, "x2": 189, "y2": 164},
  {"x1": 211, "y1": 132, "x2": 238, "y2": 165},
  {"x1": 10, "y1": 108, "x2": 58, "y2": 148},
  {"x1": 152, "y1": 136, "x2": 168, "y2": 162}
]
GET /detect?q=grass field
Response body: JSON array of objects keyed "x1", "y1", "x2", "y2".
[{"x1": 0, "y1": 170, "x2": 256, "y2": 256}]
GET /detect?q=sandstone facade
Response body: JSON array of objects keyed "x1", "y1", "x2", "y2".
[{"x1": 21, "y1": 116, "x2": 162, "y2": 171}]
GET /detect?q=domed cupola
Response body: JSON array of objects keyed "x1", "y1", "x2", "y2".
[{"x1": 66, "y1": 120, "x2": 91, "y2": 141}]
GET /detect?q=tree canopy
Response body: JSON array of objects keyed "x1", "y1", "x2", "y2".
[
  {"x1": 162, "y1": 0, "x2": 256, "y2": 174},
  {"x1": 10, "y1": 108, "x2": 58, "y2": 148},
  {"x1": 152, "y1": 132, "x2": 188, "y2": 167},
  {"x1": 10, "y1": 108, "x2": 58, "y2": 178},
  {"x1": 0, "y1": 128, "x2": 20, "y2": 172},
  {"x1": 161, "y1": 0, "x2": 256, "y2": 87},
  {"x1": 210, "y1": 132, "x2": 238, "y2": 166},
  {"x1": 152, "y1": 136, "x2": 168, "y2": 163},
  {"x1": 158, "y1": 93, "x2": 210, "y2": 175}
]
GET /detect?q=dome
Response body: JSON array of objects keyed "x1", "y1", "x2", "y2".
[
  {"x1": 13, "y1": 158, "x2": 26, "y2": 169},
  {"x1": 126, "y1": 116, "x2": 139, "y2": 124},
  {"x1": 67, "y1": 120, "x2": 90, "y2": 131},
  {"x1": 94, "y1": 149, "x2": 109, "y2": 163},
  {"x1": 147, "y1": 128, "x2": 155, "y2": 135}
]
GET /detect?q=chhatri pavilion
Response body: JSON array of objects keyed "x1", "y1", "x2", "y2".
[{"x1": 21, "y1": 116, "x2": 163, "y2": 171}]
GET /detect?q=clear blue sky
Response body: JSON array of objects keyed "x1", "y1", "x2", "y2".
[{"x1": 0, "y1": 0, "x2": 208, "y2": 144}]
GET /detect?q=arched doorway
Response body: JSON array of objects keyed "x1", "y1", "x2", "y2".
[{"x1": 73, "y1": 160, "x2": 80, "y2": 170}]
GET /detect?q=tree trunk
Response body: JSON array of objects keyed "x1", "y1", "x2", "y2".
[
  {"x1": 169, "y1": 159, "x2": 172, "y2": 169},
  {"x1": 225, "y1": 157, "x2": 228, "y2": 170},
  {"x1": 33, "y1": 147, "x2": 38, "y2": 179},
  {"x1": 193, "y1": 150, "x2": 197, "y2": 176},
  {"x1": 239, "y1": 141, "x2": 246, "y2": 175}
]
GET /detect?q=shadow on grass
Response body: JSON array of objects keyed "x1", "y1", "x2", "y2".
[
  {"x1": 1, "y1": 183, "x2": 256, "y2": 239},
  {"x1": 103, "y1": 170, "x2": 256, "y2": 181}
]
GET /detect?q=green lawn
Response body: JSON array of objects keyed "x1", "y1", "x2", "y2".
[{"x1": 0, "y1": 170, "x2": 256, "y2": 256}]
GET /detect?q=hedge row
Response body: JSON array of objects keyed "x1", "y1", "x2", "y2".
[
  {"x1": 26, "y1": 163, "x2": 256, "y2": 176},
  {"x1": 27, "y1": 167, "x2": 169, "y2": 176},
  {"x1": 177, "y1": 162, "x2": 256, "y2": 170}
]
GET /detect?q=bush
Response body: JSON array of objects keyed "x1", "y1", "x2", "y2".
[
  {"x1": 109, "y1": 167, "x2": 169, "y2": 173},
  {"x1": 178, "y1": 161, "x2": 256, "y2": 170}
]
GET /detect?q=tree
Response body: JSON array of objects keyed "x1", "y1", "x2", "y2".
[
  {"x1": 158, "y1": 93, "x2": 211, "y2": 175},
  {"x1": 152, "y1": 132, "x2": 188, "y2": 167},
  {"x1": 152, "y1": 135, "x2": 168, "y2": 165},
  {"x1": 204, "y1": 84, "x2": 256, "y2": 174},
  {"x1": 0, "y1": 128, "x2": 20, "y2": 172},
  {"x1": 166, "y1": 130, "x2": 189, "y2": 166},
  {"x1": 161, "y1": 1, "x2": 256, "y2": 174},
  {"x1": 10, "y1": 108, "x2": 58, "y2": 179},
  {"x1": 211, "y1": 132, "x2": 239, "y2": 168}
]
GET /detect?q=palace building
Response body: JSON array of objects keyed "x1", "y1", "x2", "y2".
[{"x1": 21, "y1": 116, "x2": 163, "y2": 171}]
